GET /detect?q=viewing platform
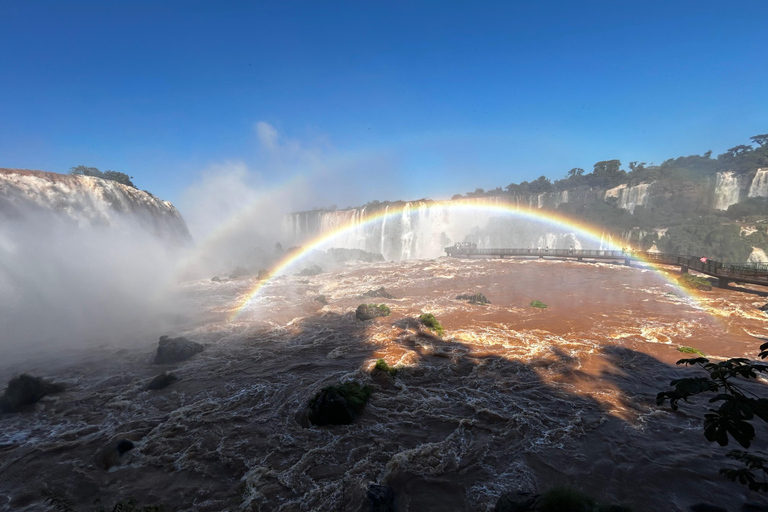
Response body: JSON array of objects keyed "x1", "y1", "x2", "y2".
[{"x1": 444, "y1": 245, "x2": 768, "y2": 289}]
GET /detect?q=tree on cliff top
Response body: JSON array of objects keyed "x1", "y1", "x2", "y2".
[{"x1": 69, "y1": 165, "x2": 136, "y2": 188}]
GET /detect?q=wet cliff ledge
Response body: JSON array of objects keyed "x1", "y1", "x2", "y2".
[{"x1": 0, "y1": 168, "x2": 191, "y2": 244}]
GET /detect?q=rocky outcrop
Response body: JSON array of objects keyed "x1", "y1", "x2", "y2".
[
  {"x1": 456, "y1": 293, "x2": 490, "y2": 305},
  {"x1": 153, "y1": 336, "x2": 204, "y2": 364},
  {"x1": 0, "y1": 374, "x2": 65, "y2": 413},
  {"x1": 0, "y1": 168, "x2": 191, "y2": 244},
  {"x1": 356, "y1": 304, "x2": 391, "y2": 321},
  {"x1": 360, "y1": 287, "x2": 395, "y2": 299},
  {"x1": 306, "y1": 382, "x2": 371, "y2": 426}
]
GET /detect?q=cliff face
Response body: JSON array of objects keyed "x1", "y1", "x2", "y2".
[
  {"x1": 284, "y1": 167, "x2": 768, "y2": 262},
  {"x1": 0, "y1": 168, "x2": 191, "y2": 244}
]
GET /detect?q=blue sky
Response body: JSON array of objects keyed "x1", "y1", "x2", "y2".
[{"x1": 1, "y1": 0, "x2": 766, "y2": 208}]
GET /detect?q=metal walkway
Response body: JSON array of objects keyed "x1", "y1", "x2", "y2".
[{"x1": 444, "y1": 246, "x2": 768, "y2": 288}]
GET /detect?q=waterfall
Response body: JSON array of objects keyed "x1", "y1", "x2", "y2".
[
  {"x1": 400, "y1": 202, "x2": 413, "y2": 260},
  {"x1": 714, "y1": 172, "x2": 741, "y2": 210},
  {"x1": 0, "y1": 168, "x2": 190, "y2": 243},
  {"x1": 604, "y1": 183, "x2": 652, "y2": 213},
  {"x1": 748, "y1": 168, "x2": 768, "y2": 198},
  {"x1": 380, "y1": 205, "x2": 389, "y2": 256}
]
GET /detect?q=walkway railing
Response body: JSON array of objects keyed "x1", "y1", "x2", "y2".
[{"x1": 443, "y1": 246, "x2": 768, "y2": 288}]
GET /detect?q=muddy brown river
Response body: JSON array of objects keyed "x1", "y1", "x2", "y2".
[{"x1": 2, "y1": 257, "x2": 768, "y2": 511}]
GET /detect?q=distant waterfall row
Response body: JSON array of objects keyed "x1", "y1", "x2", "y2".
[{"x1": 283, "y1": 197, "x2": 586, "y2": 261}]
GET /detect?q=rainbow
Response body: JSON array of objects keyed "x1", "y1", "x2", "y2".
[{"x1": 229, "y1": 199, "x2": 707, "y2": 320}]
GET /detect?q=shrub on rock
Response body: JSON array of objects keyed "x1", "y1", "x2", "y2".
[
  {"x1": 307, "y1": 382, "x2": 371, "y2": 426},
  {"x1": 419, "y1": 313, "x2": 444, "y2": 335},
  {"x1": 374, "y1": 359, "x2": 398, "y2": 377},
  {"x1": 356, "y1": 303, "x2": 391, "y2": 321},
  {"x1": 530, "y1": 300, "x2": 547, "y2": 309},
  {"x1": 678, "y1": 273, "x2": 713, "y2": 291},
  {"x1": 0, "y1": 374, "x2": 65, "y2": 413},
  {"x1": 153, "y1": 336, "x2": 203, "y2": 364}
]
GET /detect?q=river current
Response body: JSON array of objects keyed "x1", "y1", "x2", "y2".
[{"x1": 1, "y1": 257, "x2": 767, "y2": 511}]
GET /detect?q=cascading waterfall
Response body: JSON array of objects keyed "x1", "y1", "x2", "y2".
[
  {"x1": 400, "y1": 202, "x2": 413, "y2": 260},
  {"x1": 283, "y1": 197, "x2": 596, "y2": 261},
  {"x1": 604, "y1": 183, "x2": 652, "y2": 213},
  {"x1": 714, "y1": 172, "x2": 741, "y2": 210},
  {"x1": 748, "y1": 168, "x2": 768, "y2": 198}
]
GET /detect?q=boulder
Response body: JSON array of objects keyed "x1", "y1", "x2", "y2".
[
  {"x1": 307, "y1": 382, "x2": 371, "y2": 426},
  {"x1": 315, "y1": 295, "x2": 329, "y2": 306},
  {"x1": 211, "y1": 276, "x2": 221, "y2": 282},
  {"x1": 367, "y1": 484, "x2": 396, "y2": 512},
  {"x1": 94, "y1": 436, "x2": 137, "y2": 470},
  {"x1": 356, "y1": 304, "x2": 391, "y2": 321},
  {"x1": 0, "y1": 374, "x2": 65, "y2": 413},
  {"x1": 760, "y1": 304, "x2": 768, "y2": 312},
  {"x1": 229, "y1": 266, "x2": 252, "y2": 279},
  {"x1": 298, "y1": 265, "x2": 323, "y2": 276},
  {"x1": 147, "y1": 372, "x2": 178, "y2": 390},
  {"x1": 153, "y1": 336, "x2": 203, "y2": 364},
  {"x1": 360, "y1": 287, "x2": 394, "y2": 299}
]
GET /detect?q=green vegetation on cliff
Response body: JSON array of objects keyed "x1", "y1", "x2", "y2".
[{"x1": 69, "y1": 165, "x2": 136, "y2": 188}]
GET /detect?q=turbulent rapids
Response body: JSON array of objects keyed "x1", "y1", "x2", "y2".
[{"x1": 2, "y1": 257, "x2": 768, "y2": 511}]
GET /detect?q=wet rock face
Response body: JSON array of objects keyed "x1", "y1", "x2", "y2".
[
  {"x1": 367, "y1": 484, "x2": 396, "y2": 512},
  {"x1": 0, "y1": 374, "x2": 65, "y2": 413},
  {"x1": 147, "y1": 372, "x2": 178, "y2": 390},
  {"x1": 153, "y1": 336, "x2": 203, "y2": 364}
]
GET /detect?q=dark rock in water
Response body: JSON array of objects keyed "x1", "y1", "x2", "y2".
[
  {"x1": 494, "y1": 493, "x2": 536, "y2": 512},
  {"x1": 298, "y1": 264, "x2": 323, "y2": 276},
  {"x1": 0, "y1": 374, "x2": 65, "y2": 413},
  {"x1": 229, "y1": 266, "x2": 252, "y2": 279},
  {"x1": 307, "y1": 382, "x2": 371, "y2": 426},
  {"x1": 360, "y1": 287, "x2": 394, "y2": 299},
  {"x1": 456, "y1": 293, "x2": 490, "y2": 305},
  {"x1": 211, "y1": 276, "x2": 221, "y2": 282},
  {"x1": 328, "y1": 247, "x2": 384, "y2": 263},
  {"x1": 760, "y1": 304, "x2": 768, "y2": 312},
  {"x1": 314, "y1": 295, "x2": 328, "y2": 306},
  {"x1": 147, "y1": 372, "x2": 178, "y2": 390},
  {"x1": 367, "y1": 484, "x2": 396, "y2": 512},
  {"x1": 690, "y1": 505, "x2": 728, "y2": 512},
  {"x1": 116, "y1": 439, "x2": 134, "y2": 455},
  {"x1": 153, "y1": 336, "x2": 203, "y2": 364},
  {"x1": 95, "y1": 436, "x2": 139, "y2": 470},
  {"x1": 356, "y1": 303, "x2": 391, "y2": 321}
]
